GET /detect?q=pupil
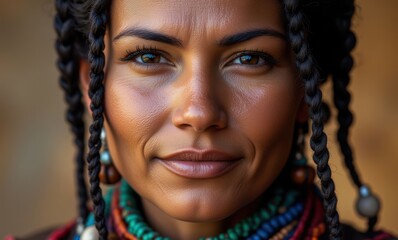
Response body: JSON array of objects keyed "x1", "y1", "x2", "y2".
[
  {"x1": 141, "y1": 53, "x2": 159, "y2": 63},
  {"x1": 240, "y1": 55, "x2": 258, "y2": 64}
]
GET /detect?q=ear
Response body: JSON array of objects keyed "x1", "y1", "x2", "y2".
[
  {"x1": 79, "y1": 59, "x2": 91, "y2": 113},
  {"x1": 295, "y1": 98, "x2": 308, "y2": 124}
]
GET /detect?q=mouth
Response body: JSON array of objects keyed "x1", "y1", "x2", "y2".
[{"x1": 156, "y1": 149, "x2": 241, "y2": 179}]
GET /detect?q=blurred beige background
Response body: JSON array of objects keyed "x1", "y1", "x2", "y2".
[{"x1": 0, "y1": 0, "x2": 397, "y2": 237}]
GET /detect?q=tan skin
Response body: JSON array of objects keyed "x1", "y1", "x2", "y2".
[{"x1": 80, "y1": 0, "x2": 307, "y2": 239}]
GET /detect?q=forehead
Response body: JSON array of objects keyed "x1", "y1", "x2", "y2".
[{"x1": 110, "y1": 0, "x2": 284, "y2": 40}]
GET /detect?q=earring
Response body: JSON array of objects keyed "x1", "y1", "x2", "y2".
[
  {"x1": 99, "y1": 128, "x2": 121, "y2": 185},
  {"x1": 290, "y1": 124, "x2": 315, "y2": 186}
]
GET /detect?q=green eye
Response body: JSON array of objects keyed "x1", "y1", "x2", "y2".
[
  {"x1": 139, "y1": 53, "x2": 161, "y2": 63},
  {"x1": 235, "y1": 55, "x2": 260, "y2": 65},
  {"x1": 120, "y1": 48, "x2": 172, "y2": 65}
]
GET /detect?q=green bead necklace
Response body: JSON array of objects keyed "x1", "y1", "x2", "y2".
[{"x1": 118, "y1": 180, "x2": 300, "y2": 240}]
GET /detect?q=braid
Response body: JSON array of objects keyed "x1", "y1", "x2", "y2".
[
  {"x1": 283, "y1": 0, "x2": 342, "y2": 239},
  {"x1": 332, "y1": 2, "x2": 379, "y2": 232},
  {"x1": 54, "y1": 0, "x2": 89, "y2": 222},
  {"x1": 86, "y1": 0, "x2": 110, "y2": 238},
  {"x1": 332, "y1": 1, "x2": 362, "y2": 190}
]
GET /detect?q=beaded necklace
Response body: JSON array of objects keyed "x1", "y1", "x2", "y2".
[
  {"x1": 110, "y1": 180, "x2": 302, "y2": 240},
  {"x1": 71, "y1": 180, "x2": 397, "y2": 240},
  {"x1": 79, "y1": 180, "x2": 329, "y2": 240}
]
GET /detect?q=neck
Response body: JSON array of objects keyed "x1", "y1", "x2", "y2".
[{"x1": 141, "y1": 196, "x2": 264, "y2": 240}]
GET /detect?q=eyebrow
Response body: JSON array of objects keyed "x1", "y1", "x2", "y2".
[
  {"x1": 113, "y1": 28, "x2": 183, "y2": 46},
  {"x1": 219, "y1": 29, "x2": 287, "y2": 46},
  {"x1": 113, "y1": 27, "x2": 286, "y2": 47}
]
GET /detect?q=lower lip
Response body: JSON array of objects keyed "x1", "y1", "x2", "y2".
[{"x1": 158, "y1": 159, "x2": 240, "y2": 179}]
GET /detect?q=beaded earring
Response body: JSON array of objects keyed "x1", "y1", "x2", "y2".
[
  {"x1": 99, "y1": 128, "x2": 121, "y2": 184},
  {"x1": 290, "y1": 124, "x2": 315, "y2": 186}
]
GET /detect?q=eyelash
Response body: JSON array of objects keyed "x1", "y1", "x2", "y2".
[
  {"x1": 227, "y1": 49, "x2": 277, "y2": 67},
  {"x1": 119, "y1": 46, "x2": 277, "y2": 67},
  {"x1": 120, "y1": 45, "x2": 171, "y2": 64}
]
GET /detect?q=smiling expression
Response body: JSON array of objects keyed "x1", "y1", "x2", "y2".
[{"x1": 81, "y1": 0, "x2": 304, "y2": 224}]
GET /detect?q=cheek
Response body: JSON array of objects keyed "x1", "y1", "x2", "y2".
[
  {"x1": 232, "y1": 79, "x2": 300, "y2": 150},
  {"x1": 103, "y1": 76, "x2": 168, "y2": 177},
  {"x1": 231, "y1": 73, "x2": 301, "y2": 180}
]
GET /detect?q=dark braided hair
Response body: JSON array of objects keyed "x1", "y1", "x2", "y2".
[
  {"x1": 54, "y1": 0, "x2": 89, "y2": 224},
  {"x1": 283, "y1": 0, "x2": 342, "y2": 238},
  {"x1": 331, "y1": 0, "x2": 379, "y2": 232},
  {"x1": 56, "y1": 0, "x2": 368, "y2": 239},
  {"x1": 86, "y1": 0, "x2": 110, "y2": 239},
  {"x1": 332, "y1": 0, "x2": 362, "y2": 190}
]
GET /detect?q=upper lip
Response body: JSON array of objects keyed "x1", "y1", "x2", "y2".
[{"x1": 159, "y1": 149, "x2": 240, "y2": 161}]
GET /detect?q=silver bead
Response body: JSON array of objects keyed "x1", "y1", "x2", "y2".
[
  {"x1": 76, "y1": 223, "x2": 85, "y2": 235},
  {"x1": 355, "y1": 194, "x2": 381, "y2": 218},
  {"x1": 81, "y1": 226, "x2": 99, "y2": 240},
  {"x1": 101, "y1": 128, "x2": 106, "y2": 141},
  {"x1": 76, "y1": 217, "x2": 84, "y2": 234}
]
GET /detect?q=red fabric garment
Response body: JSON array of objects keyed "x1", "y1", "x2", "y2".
[{"x1": 7, "y1": 222, "x2": 397, "y2": 239}]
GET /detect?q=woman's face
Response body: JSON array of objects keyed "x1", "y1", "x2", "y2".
[{"x1": 86, "y1": 0, "x2": 304, "y2": 222}]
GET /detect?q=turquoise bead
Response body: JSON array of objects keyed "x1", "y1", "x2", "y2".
[
  {"x1": 227, "y1": 229, "x2": 238, "y2": 240},
  {"x1": 137, "y1": 226, "x2": 148, "y2": 238},
  {"x1": 116, "y1": 179, "x2": 300, "y2": 240},
  {"x1": 125, "y1": 214, "x2": 141, "y2": 223},
  {"x1": 100, "y1": 150, "x2": 111, "y2": 165},
  {"x1": 359, "y1": 185, "x2": 371, "y2": 197},
  {"x1": 143, "y1": 232, "x2": 155, "y2": 240}
]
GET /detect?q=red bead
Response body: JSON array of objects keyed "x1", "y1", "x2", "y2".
[
  {"x1": 291, "y1": 166, "x2": 315, "y2": 185},
  {"x1": 100, "y1": 163, "x2": 121, "y2": 184}
]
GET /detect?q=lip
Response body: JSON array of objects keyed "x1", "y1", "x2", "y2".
[{"x1": 157, "y1": 149, "x2": 241, "y2": 179}]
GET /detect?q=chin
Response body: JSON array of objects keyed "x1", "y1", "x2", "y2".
[
  {"x1": 151, "y1": 188, "x2": 254, "y2": 223},
  {"x1": 165, "y1": 200, "x2": 241, "y2": 223}
]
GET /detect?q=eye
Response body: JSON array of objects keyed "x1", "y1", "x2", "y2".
[
  {"x1": 228, "y1": 51, "x2": 277, "y2": 67},
  {"x1": 233, "y1": 54, "x2": 261, "y2": 65},
  {"x1": 120, "y1": 47, "x2": 173, "y2": 66},
  {"x1": 136, "y1": 53, "x2": 168, "y2": 64}
]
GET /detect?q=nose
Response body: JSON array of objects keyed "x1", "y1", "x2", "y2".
[{"x1": 172, "y1": 73, "x2": 227, "y2": 132}]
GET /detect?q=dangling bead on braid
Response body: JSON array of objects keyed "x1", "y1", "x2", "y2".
[
  {"x1": 283, "y1": 0, "x2": 342, "y2": 239},
  {"x1": 54, "y1": 0, "x2": 89, "y2": 228},
  {"x1": 86, "y1": 0, "x2": 111, "y2": 239},
  {"x1": 332, "y1": 1, "x2": 380, "y2": 232}
]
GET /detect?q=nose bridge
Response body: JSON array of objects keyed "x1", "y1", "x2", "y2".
[
  {"x1": 172, "y1": 63, "x2": 227, "y2": 132},
  {"x1": 188, "y1": 68, "x2": 215, "y2": 110}
]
